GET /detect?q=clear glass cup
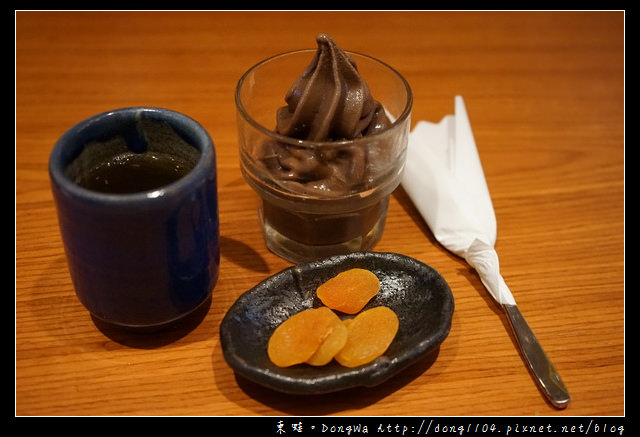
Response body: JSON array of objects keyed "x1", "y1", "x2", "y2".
[{"x1": 236, "y1": 49, "x2": 412, "y2": 263}]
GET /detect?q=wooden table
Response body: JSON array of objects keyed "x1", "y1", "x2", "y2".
[{"x1": 16, "y1": 11, "x2": 624, "y2": 418}]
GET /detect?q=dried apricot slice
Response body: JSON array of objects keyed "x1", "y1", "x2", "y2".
[
  {"x1": 334, "y1": 306, "x2": 399, "y2": 368},
  {"x1": 316, "y1": 268, "x2": 380, "y2": 314},
  {"x1": 306, "y1": 318, "x2": 348, "y2": 366},
  {"x1": 267, "y1": 307, "x2": 339, "y2": 367}
]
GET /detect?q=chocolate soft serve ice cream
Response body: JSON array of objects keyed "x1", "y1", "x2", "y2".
[
  {"x1": 237, "y1": 34, "x2": 412, "y2": 261},
  {"x1": 257, "y1": 34, "x2": 393, "y2": 197},
  {"x1": 276, "y1": 34, "x2": 390, "y2": 142}
]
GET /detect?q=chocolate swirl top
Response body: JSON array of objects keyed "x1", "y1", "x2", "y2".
[
  {"x1": 257, "y1": 34, "x2": 392, "y2": 196},
  {"x1": 276, "y1": 34, "x2": 391, "y2": 142}
]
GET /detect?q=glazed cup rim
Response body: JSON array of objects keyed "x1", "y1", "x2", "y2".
[{"x1": 48, "y1": 106, "x2": 214, "y2": 205}]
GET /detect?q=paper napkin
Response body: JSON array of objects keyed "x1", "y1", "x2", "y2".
[{"x1": 401, "y1": 96, "x2": 516, "y2": 305}]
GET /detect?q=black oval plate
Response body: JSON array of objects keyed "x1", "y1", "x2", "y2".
[{"x1": 219, "y1": 252, "x2": 454, "y2": 394}]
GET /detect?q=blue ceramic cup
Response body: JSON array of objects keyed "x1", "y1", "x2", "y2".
[{"x1": 49, "y1": 107, "x2": 219, "y2": 329}]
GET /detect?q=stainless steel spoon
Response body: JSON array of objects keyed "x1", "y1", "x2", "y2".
[{"x1": 503, "y1": 304, "x2": 571, "y2": 409}]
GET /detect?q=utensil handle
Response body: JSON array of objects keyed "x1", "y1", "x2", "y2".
[{"x1": 503, "y1": 304, "x2": 570, "y2": 409}]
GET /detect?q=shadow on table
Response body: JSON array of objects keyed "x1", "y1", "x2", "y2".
[
  {"x1": 220, "y1": 235, "x2": 271, "y2": 273},
  {"x1": 392, "y1": 185, "x2": 440, "y2": 247},
  {"x1": 230, "y1": 347, "x2": 441, "y2": 416},
  {"x1": 91, "y1": 294, "x2": 212, "y2": 349},
  {"x1": 27, "y1": 253, "x2": 214, "y2": 350}
]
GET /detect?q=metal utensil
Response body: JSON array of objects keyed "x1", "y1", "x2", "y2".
[
  {"x1": 504, "y1": 304, "x2": 570, "y2": 408},
  {"x1": 401, "y1": 96, "x2": 570, "y2": 408}
]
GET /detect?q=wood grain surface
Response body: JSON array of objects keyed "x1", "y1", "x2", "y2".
[{"x1": 16, "y1": 11, "x2": 624, "y2": 417}]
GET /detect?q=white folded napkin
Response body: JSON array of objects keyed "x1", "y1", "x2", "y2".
[{"x1": 401, "y1": 96, "x2": 515, "y2": 305}]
